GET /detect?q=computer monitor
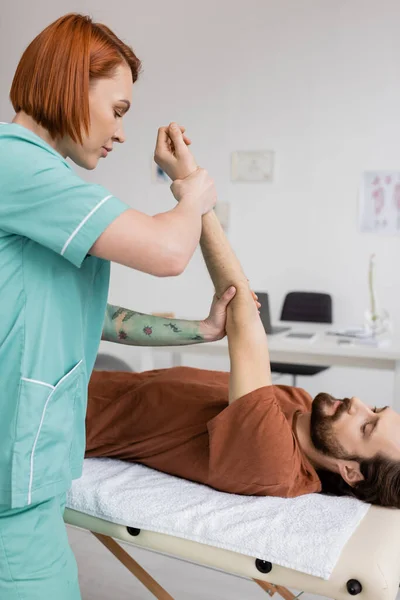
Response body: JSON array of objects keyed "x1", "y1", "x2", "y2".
[{"x1": 257, "y1": 292, "x2": 291, "y2": 335}]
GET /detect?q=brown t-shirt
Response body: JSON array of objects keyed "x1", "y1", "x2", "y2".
[{"x1": 85, "y1": 366, "x2": 321, "y2": 498}]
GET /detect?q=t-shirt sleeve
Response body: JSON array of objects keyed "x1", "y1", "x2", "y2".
[
  {"x1": 0, "y1": 141, "x2": 129, "y2": 268},
  {"x1": 207, "y1": 386, "x2": 299, "y2": 496}
]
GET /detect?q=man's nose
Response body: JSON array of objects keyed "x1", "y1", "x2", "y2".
[
  {"x1": 348, "y1": 397, "x2": 360, "y2": 415},
  {"x1": 348, "y1": 396, "x2": 371, "y2": 416}
]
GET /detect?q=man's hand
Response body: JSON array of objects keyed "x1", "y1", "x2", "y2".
[
  {"x1": 199, "y1": 287, "x2": 261, "y2": 342},
  {"x1": 154, "y1": 122, "x2": 196, "y2": 181},
  {"x1": 156, "y1": 124, "x2": 217, "y2": 214}
]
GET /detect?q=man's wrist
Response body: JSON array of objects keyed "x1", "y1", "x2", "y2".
[{"x1": 171, "y1": 166, "x2": 199, "y2": 182}]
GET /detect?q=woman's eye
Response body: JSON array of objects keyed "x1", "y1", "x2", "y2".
[{"x1": 114, "y1": 111, "x2": 122, "y2": 118}]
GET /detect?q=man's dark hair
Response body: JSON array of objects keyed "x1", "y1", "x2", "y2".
[{"x1": 318, "y1": 455, "x2": 400, "y2": 508}]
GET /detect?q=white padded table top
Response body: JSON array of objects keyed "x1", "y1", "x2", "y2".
[{"x1": 67, "y1": 458, "x2": 369, "y2": 578}]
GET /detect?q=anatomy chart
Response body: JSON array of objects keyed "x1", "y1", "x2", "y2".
[{"x1": 360, "y1": 171, "x2": 400, "y2": 234}]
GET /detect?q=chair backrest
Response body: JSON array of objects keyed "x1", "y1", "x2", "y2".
[
  {"x1": 280, "y1": 292, "x2": 333, "y2": 324},
  {"x1": 94, "y1": 353, "x2": 134, "y2": 372}
]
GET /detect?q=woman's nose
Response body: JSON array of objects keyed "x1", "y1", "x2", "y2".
[{"x1": 113, "y1": 125, "x2": 126, "y2": 144}]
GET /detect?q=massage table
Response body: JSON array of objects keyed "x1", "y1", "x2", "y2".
[
  {"x1": 64, "y1": 457, "x2": 400, "y2": 600},
  {"x1": 64, "y1": 355, "x2": 400, "y2": 600}
]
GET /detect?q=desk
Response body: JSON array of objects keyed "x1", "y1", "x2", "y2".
[{"x1": 138, "y1": 323, "x2": 400, "y2": 410}]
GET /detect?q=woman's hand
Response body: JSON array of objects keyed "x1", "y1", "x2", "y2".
[
  {"x1": 200, "y1": 287, "x2": 261, "y2": 341},
  {"x1": 154, "y1": 122, "x2": 197, "y2": 181},
  {"x1": 155, "y1": 123, "x2": 216, "y2": 214},
  {"x1": 171, "y1": 168, "x2": 217, "y2": 215}
]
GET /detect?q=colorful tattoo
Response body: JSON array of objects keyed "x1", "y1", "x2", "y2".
[
  {"x1": 164, "y1": 323, "x2": 182, "y2": 333},
  {"x1": 122, "y1": 310, "x2": 138, "y2": 322},
  {"x1": 111, "y1": 308, "x2": 125, "y2": 320},
  {"x1": 103, "y1": 303, "x2": 205, "y2": 346}
]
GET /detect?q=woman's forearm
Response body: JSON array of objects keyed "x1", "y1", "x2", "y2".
[{"x1": 102, "y1": 304, "x2": 214, "y2": 346}]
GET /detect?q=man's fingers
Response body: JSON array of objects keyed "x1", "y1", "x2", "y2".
[
  {"x1": 176, "y1": 125, "x2": 191, "y2": 145},
  {"x1": 154, "y1": 126, "x2": 171, "y2": 160},
  {"x1": 168, "y1": 122, "x2": 187, "y2": 153},
  {"x1": 155, "y1": 126, "x2": 168, "y2": 147}
]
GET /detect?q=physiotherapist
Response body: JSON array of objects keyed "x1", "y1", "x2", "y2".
[{"x1": 0, "y1": 13, "x2": 251, "y2": 599}]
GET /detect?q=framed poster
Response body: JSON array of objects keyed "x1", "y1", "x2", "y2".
[{"x1": 359, "y1": 171, "x2": 400, "y2": 234}]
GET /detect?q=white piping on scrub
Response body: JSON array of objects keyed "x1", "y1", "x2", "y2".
[
  {"x1": 21, "y1": 378, "x2": 54, "y2": 390},
  {"x1": 26, "y1": 360, "x2": 83, "y2": 505},
  {"x1": 61, "y1": 195, "x2": 113, "y2": 256}
]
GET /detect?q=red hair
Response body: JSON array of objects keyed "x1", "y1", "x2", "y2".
[{"x1": 10, "y1": 14, "x2": 142, "y2": 143}]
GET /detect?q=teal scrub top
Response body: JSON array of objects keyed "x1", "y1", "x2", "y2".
[{"x1": 0, "y1": 123, "x2": 129, "y2": 508}]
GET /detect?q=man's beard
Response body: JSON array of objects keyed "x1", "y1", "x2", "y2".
[{"x1": 310, "y1": 393, "x2": 352, "y2": 459}]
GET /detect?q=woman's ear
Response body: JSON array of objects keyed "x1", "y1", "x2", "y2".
[{"x1": 338, "y1": 461, "x2": 364, "y2": 486}]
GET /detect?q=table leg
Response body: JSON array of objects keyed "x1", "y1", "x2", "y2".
[
  {"x1": 172, "y1": 350, "x2": 182, "y2": 367},
  {"x1": 139, "y1": 347, "x2": 155, "y2": 372}
]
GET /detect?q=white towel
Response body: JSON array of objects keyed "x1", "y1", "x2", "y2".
[{"x1": 66, "y1": 458, "x2": 370, "y2": 579}]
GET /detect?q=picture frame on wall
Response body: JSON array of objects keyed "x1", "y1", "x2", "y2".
[{"x1": 231, "y1": 150, "x2": 274, "y2": 182}]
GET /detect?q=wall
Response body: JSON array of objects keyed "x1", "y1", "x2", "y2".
[{"x1": 1, "y1": 0, "x2": 399, "y2": 404}]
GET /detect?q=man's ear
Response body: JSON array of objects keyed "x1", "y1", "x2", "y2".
[{"x1": 337, "y1": 461, "x2": 364, "y2": 487}]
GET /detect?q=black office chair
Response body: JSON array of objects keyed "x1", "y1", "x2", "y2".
[
  {"x1": 270, "y1": 291, "x2": 333, "y2": 387},
  {"x1": 94, "y1": 353, "x2": 134, "y2": 372}
]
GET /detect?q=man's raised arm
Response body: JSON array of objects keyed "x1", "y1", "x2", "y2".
[{"x1": 200, "y1": 210, "x2": 272, "y2": 402}]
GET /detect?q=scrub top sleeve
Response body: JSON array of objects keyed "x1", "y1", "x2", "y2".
[
  {"x1": 0, "y1": 146, "x2": 130, "y2": 268},
  {"x1": 60, "y1": 189, "x2": 129, "y2": 268}
]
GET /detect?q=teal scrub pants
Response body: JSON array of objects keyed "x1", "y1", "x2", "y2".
[{"x1": 0, "y1": 493, "x2": 81, "y2": 600}]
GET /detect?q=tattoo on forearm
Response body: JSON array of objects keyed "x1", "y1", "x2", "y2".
[
  {"x1": 164, "y1": 323, "x2": 182, "y2": 333},
  {"x1": 112, "y1": 308, "x2": 138, "y2": 322},
  {"x1": 118, "y1": 325, "x2": 153, "y2": 339},
  {"x1": 111, "y1": 308, "x2": 125, "y2": 320},
  {"x1": 122, "y1": 310, "x2": 138, "y2": 322},
  {"x1": 104, "y1": 303, "x2": 205, "y2": 346}
]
